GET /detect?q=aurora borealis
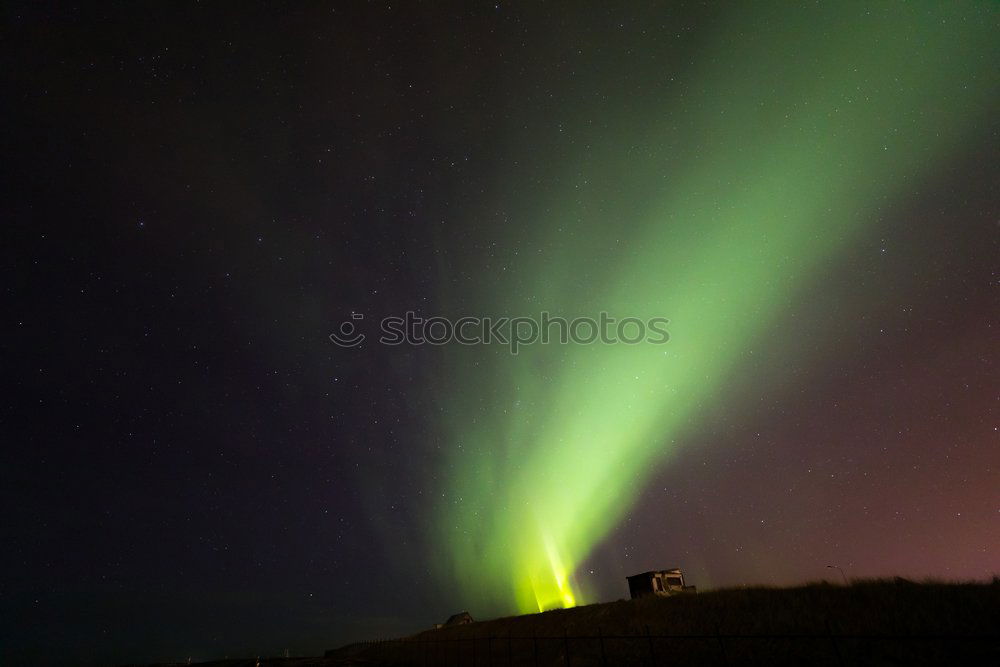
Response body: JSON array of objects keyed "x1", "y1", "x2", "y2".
[
  {"x1": 432, "y1": 3, "x2": 997, "y2": 614},
  {"x1": 4, "y1": 2, "x2": 998, "y2": 664}
]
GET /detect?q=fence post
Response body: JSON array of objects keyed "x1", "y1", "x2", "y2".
[
  {"x1": 826, "y1": 620, "x2": 844, "y2": 667},
  {"x1": 507, "y1": 629, "x2": 512, "y2": 667},
  {"x1": 564, "y1": 628, "x2": 572, "y2": 667},
  {"x1": 715, "y1": 623, "x2": 729, "y2": 665},
  {"x1": 488, "y1": 635, "x2": 493, "y2": 667},
  {"x1": 645, "y1": 625, "x2": 655, "y2": 666},
  {"x1": 533, "y1": 632, "x2": 539, "y2": 667},
  {"x1": 598, "y1": 626, "x2": 608, "y2": 667}
]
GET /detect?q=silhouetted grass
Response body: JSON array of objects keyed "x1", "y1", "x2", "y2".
[
  {"x1": 331, "y1": 578, "x2": 1000, "y2": 666},
  {"x1": 144, "y1": 579, "x2": 1000, "y2": 666}
]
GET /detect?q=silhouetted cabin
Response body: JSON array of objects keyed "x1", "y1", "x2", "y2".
[
  {"x1": 626, "y1": 568, "x2": 696, "y2": 598},
  {"x1": 444, "y1": 611, "x2": 474, "y2": 626}
]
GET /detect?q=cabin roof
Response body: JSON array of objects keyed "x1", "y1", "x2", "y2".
[{"x1": 627, "y1": 569, "x2": 682, "y2": 579}]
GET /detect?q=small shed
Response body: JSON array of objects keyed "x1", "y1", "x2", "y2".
[
  {"x1": 626, "y1": 568, "x2": 695, "y2": 599},
  {"x1": 443, "y1": 611, "x2": 474, "y2": 626}
]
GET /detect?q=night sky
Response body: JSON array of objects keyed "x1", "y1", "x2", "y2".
[{"x1": 3, "y1": 2, "x2": 998, "y2": 665}]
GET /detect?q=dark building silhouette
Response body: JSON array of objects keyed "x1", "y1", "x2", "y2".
[
  {"x1": 626, "y1": 568, "x2": 696, "y2": 598},
  {"x1": 443, "y1": 611, "x2": 474, "y2": 626}
]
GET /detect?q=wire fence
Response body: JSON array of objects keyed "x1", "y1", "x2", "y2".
[{"x1": 331, "y1": 626, "x2": 1000, "y2": 666}]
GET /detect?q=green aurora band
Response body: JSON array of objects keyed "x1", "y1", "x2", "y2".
[{"x1": 430, "y1": 3, "x2": 997, "y2": 614}]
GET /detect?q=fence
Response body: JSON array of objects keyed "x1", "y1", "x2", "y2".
[{"x1": 333, "y1": 626, "x2": 1000, "y2": 666}]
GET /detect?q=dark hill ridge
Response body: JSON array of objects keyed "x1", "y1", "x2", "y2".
[{"x1": 141, "y1": 579, "x2": 1000, "y2": 666}]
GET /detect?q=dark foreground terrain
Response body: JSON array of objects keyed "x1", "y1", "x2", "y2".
[{"x1": 139, "y1": 579, "x2": 1000, "y2": 666}]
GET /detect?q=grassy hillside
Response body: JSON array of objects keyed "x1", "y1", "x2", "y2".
[{"x1": 143, "y1": 579, "x2": 1000, "y2": 666}]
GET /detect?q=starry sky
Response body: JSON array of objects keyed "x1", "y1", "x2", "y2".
[{"x1": 3, "y1": 2, "x2": 998, "y2": 665}]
